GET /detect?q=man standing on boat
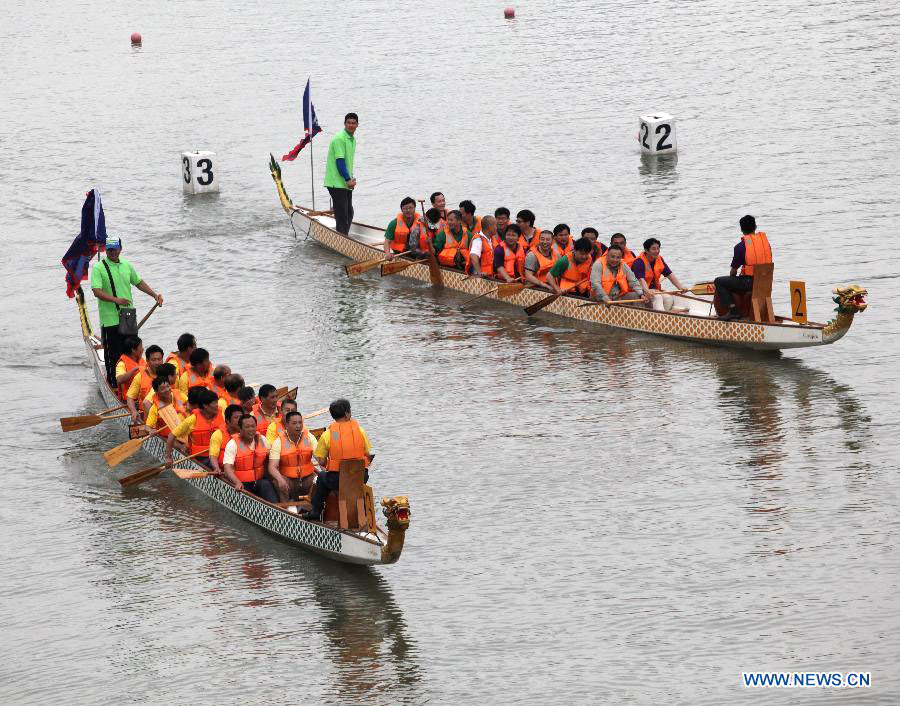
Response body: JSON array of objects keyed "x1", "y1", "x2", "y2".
[
  {"x1": 90, "y1": 237, "x2": 164, "y2": 387},
  {"x1": 713, "y1": 215, "x2": 773, "y2": 321},
  {"x1": 324, "y1": 112, "x2": 359, "y2": 235}
]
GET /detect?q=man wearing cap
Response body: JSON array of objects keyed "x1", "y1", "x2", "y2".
[
  {"x1": 90, "y1": 237, "x2": 164, "y2": 387},
  {"x1": 324, "y1": 112, "x2": 359, "y2": 235}
]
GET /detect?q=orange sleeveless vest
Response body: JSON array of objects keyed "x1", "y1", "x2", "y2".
[
  {"x1": 252, "y1": 405, "x2": 279, "y2": 435},
  {"x1": 165, "y1": 352, "x2": 188, "y2": 377},
  {"x1": 117, "y1": 354, "x2": 144, "y2": 400},
  {"x1": 559, "y1": 256, "x2": 592, "y2": 295},
  {"x1": 462, "y1": 215, "x2": 482, "y2": 235},
  {"x1": 437, "y1": 227, "x2": 470, "y2": 269},
  {"x1": 597, "y1": 256, "x2": 631, "y2": 295},
  {"x1": 517, "y1": 229, "x2": 541, "y2": 253},
  {"x1": 326, "y1": 419, "x2": 368, "y2": 471},
  {"x1": 473, "y1": 233, "x2": 493, "y2": 275},
  {"x1": 231, "y1": 434, "x2": 268, "y2": 483},
  {"x1": 621, "y1": 248, "x2": 636, "y2": 267},
  {"x1": 153, "y1": 396, "x2": 185, "y2": 432},
  {"x1": 390, "y1": 213, "x2": 422, "y2": 253},
  {"x1": 551, "y1": 239, "x2": 573, "y2": 259},
  {"x1": 184, "y1": 364, "x2": 213, "y2": 391},
  {"x1": 528, "y1": 247, "x2": 556, "y2": 282},
  {"x1": 278, "y1": 430, "x2": 315, "y2": 479},
  {"x1": 635, "y1": 252, "x2": 667, "y2": 290},
  {"x1": 741, "y1": 232, "x2": 772, "y2": 276},
  {"x1": 499, "y1": 243, "x2": 521, "y2": 278},
  {"x1": 189, "y1": 412, "x2": 222, "y2": 456}
]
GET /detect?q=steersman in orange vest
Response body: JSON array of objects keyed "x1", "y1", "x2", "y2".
[
  {"x1": 302, "y1": 398, "x2": 373, "y2": 521},
  {"x1": 268, "y1": 410, "x2": 319, "y2": 510},
  {"x1": 713, "y1": 215, "x2": 773, "y2": 320},
  {"x1": 383, "y1": 197, "x2": 424, "y2": 260},
  {"x1": 220, "y1": 413, "x2": 278, "y2": 503}
]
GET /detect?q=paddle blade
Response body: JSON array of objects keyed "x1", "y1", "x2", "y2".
[
  {"x1": 309, "y1": 426, "x2": 325, "y2": 439},
  {"x1": 346, "y1": 257, "x2": 386, "y2": 277},
  {"x1": 119, "y1": 464, "x2": 166, "y2": 487},
  {"x1": 302, "y1": 406, "x2": 329, "y2": 420},
  {"x1": 497, "y1": 282, "x2": 526, "y2": 298},
  {"x1": 60, "y1": 414, "x2": 103, "y2": 432},
  {"x1": 381, "y1": 259, "x2": 417, "y2": 276},
  {"x1": 426, "y1": 250, "x2": 444, "y2": 289},
  {"x1": 103, "y1": 436, "x2": 148, "y2": 468},
  {"x1": 690, "y1": 281, "x2": 716, "y2": 295},
  {"x1": 524, "y1": 293, "x2": 560, "y2": 316}
]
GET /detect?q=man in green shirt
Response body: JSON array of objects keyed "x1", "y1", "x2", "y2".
[
  {"x1": 433, "y1": 210, "x2": 471, "y2": 271},
  {"x1": 90, "y1": 237, "x2": 164, "y2": 387},
  {"x1": 324, "y1": 112, "x2": 359, "y2": 235}
]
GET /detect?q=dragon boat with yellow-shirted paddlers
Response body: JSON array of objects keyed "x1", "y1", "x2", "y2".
[
  {"x1": 71, "y1": 289, "x2": 410, "y2": 566},
  {"x1": 270, "y1": 157, "x2": 868, "y2": 352}
]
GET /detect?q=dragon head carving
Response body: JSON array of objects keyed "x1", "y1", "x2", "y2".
[
  {"x1": 381, "y1": 496, "x2": 411, "y2": 530},
  {"x1": 833, "y1": 285, "x2": 868, "y2": 314}
]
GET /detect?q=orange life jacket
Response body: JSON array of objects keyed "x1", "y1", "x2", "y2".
[
  {"x1": 559, "y1": 255, "x2": 592, "y2": 295},
  {"x1": 325, "y1": 419, "x2": 369, "y2": 471},
  {"x1": 621, "y1": 248, "x2": 636, "y2": 266},
  {"x1": 437, "y1": 227, "x2": 470, "y2": 270},
  {"x1": 596, "y1": 256, "x2": 631, "y2": 295},
  {"x1": 551, "y1": 238, "x2": 573, "y2": 259},
  {"x1": 165, "y1": 352, "x2": 189, "y2": 378},
  {"x1": 184, "y1": 364, "x2": 213, "y2": 391},
  {"x1": 230, "y1": 434, "x2": 268, "y2": 483},
  {"x1": 252, "y1": 404, "x2": 279, "y2": 436},
  {"x1": 117, "y1": 354, "x2": 145, "y2": 400},
  {"x1": 216, "y1": 426, "x2": 239, "y2": 465},
  {"x1": 390, "y1": 212, "x2": 422, "y2": 253},
  {"x1": 635, "y1": 252, "x2": 667, "y2": 290},
  {"x1": 153, "y1": 396, "x2": 185, "y2": 432},
  {"x1": 211, "y1": 381, "x2": 227, "y2": 400},
  {"x1": 518, "y1": 229, "x2": 541, "y2": 253},
  {"x1": 472, "y1": 233, "x2": 493, "y2": 275},
  {"x1": 498, "y1": 243, "x2": 521, "y2": 278},
  {"x1": 741, "y1": 232, "x2": 772, "y2": 276},
  {"x1": 189, "y1": 411, "x2": 222, "y2": 457},
  {"x1": 461, "y1": 215, "x2": 482, "y2": 235},
  {"x1": 527, "y1": 246, "x2": 556, "y2": 282},
  {"x1": 278, "y1": 430, "x2": 316, "y2": 479}
]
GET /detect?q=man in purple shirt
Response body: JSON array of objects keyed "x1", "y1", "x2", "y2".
[{"x1": 713, "y1": 215, "x2": 761, "y2": 320}]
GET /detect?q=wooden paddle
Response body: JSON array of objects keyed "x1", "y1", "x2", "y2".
[
  {"x1": 103, "y1": 429, "x2": 163, "y2": 468},
  {"x1": 277, "y1": 386, "x2": 298, "y2": 401},
  {"x1": 577, "y1": 298, "x2": 649, "y2": 308},
  {"x1": 418, "y1": 199, "x2": 444, "y2": 289},
  {"x1": 347, "y1": 253, "x2": 415, "y2": 277},
  {"x1": 118, "y1": 449, "x2": 209, "y2": 488},
  {"x1": 524, "y1": 277, "x2": 590, "y2": 316},
  {"x1": 302, "y1": 406, "x2": 329, "y2": 420},
  {"x1": 60, "y1": 404, "x2": 128, "y2": 432},
  {"x1": 689, "y1": 281, "x2": 716, "y2": 295},
  {"x1": 459, "y1": 280, "x2": 526, "y2": 309},
  {"x1": 381, "y1": 258, "x2": 422, "y2": 276},
  {"x1": 137, "y1": 302, "x2": 160, "y2": 330}
]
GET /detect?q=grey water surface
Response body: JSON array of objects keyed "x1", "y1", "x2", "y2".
[{"x1": 1, "y1": 0, "x2": 898, "y2": 703}]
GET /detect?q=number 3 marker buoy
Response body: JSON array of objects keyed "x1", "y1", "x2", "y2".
[{"x1": 181, "y1": 151, "x2": 219, "y2": 194}]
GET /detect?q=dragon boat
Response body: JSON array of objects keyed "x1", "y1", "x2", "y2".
[
  {"x1": 73, "y1": 290, "x2": 410, "y2": 566},
  {"x1": 270, "y1": 158, "x2": 867, "y2": 352}
]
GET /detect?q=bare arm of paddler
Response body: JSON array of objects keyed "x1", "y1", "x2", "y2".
[{"x1": 164, "y1": 414, "x2": 194, "y2": 464}]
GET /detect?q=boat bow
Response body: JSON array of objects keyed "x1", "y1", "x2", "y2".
[{"x1": 822, "y1": 285, "x2": 868, "y2": 344}]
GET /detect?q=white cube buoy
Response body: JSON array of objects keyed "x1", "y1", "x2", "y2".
[
  {"x1": 638, "y1": 113, "x2": 677, "y2": 155},
  {"x1": 181, "y1": 151, "x2": 219, "y2": 194}
]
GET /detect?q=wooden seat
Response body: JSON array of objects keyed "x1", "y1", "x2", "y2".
[
  {"x1": 337, "y1": 459, "x2": 367, "y2": 530},
  {"x1": 713, "y1": 262, "x2": 775, "y2": 322}
]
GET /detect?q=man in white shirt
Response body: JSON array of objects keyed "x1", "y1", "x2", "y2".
[{"x1": 222, "y1": 414, "x2": 277, "y2": 502}]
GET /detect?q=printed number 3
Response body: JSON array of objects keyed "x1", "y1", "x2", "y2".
[
  {"x1": 182, "y1": 156, "x2": 191, "y2": 184},
  {"x1": 196, "y1": 158, "x2": 214, "y2": 186}
]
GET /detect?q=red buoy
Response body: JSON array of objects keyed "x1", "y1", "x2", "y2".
[
  {"x1": 130, "y1": 32, "x2": 142, "y2": 45},
  {"x1": 504, "y1": 7, "x2": 515, "y2": 18}
]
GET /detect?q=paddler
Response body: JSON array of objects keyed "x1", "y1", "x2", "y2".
[
  {"x1": 459, "y1": 200, "x2": 482, "y2": 235},
  {"x1": 581, "y1": 227, "x2": 607, "y2": 261},
  {"x1": 434, "y1": 210, "x2": 471, "y2": 271},
  {"x1": 412, "y1": 207, "x2": 444, "y2": 259},
  {"x1": 631, "y1": 238, "x2": 688, "y2": 311},
  {"x1": 522, "y1": 230, "x2": 557, "y2": 290},
  {"x1": 383, "y1": 197, "x2": 422, "y2": 259},
  {"x1": 468, "y1": 215, "x2": 496, "y2": 278},
  {"x1": 89, "y1": 236, "x2": 164, "y2": 387},
  {"x1": 211, "y1": 364, "x2": 231, "y2": 400},
  {"x1": 515, "y1": 210, "x2": 541, "y2": 251},
  {"x1": 221, "y1": 414, "x2": 278, "y2": 502},
  {"x1": 221, "y1": 373, "x2": 245, "y2": 406},
  {"x1": 115, "y1": 335, "x2": 145, "y2": 402},
  {"x1": 713, "y1": 215, "x2": 773, "y2": 321},
  {"x1": 545, "y1": 237, "x2": 594, "y2": 296},
  {"x1": 252, "y1": 384, "x2": 280, "y2": 434},
  {"x1": 146, "y1": 376, "x2": 189, "y2": 454},
  {"x1": 141, "y1": 362, "x2": 178, "y2": 414},
  {"x1": 124, "y1": 344, "x2": 164, "y2": 422},
  {"x1": 589, "y1": 243, "x2": 648, "y2": 305},
  {"x1": 165, "y1": 333, "x2": 196, "y2": 379},
  {"x1": 493, "y1": 224, "x2": 523, "y2": 283},
  {"x1": 164, "y1": 388, "x2": 224, "y2": 469},
  {"x1": 494, "y1": 207, "x2": 512, "y2": 243},
  {"x1": 609, "y1": 233, "x2": 636, "y2": 266},
  {"x1": 302, "y1": 398, "x2": 373, "y2": 521},
  {"x1": 429, "y1": 192, "x2": 448, "y2": 224},
  {"x1": 177, "y1": 348, "x2": 213, "y2": 394},
  {"x1": 268, "y1": 410, "x2": 319, "y2": 509},
  {"x1": 266, "y1": 398, "x2": 298, "y2": 443},
  {"x1": 209, "y1": 403, "x2": 243, "y2": 475},
  {"x1": 237, "y1": 386, "x2": 257, "y2": 415},
  {"x1": 551, "y1": 224, "x2": 574, "y2": 259}
]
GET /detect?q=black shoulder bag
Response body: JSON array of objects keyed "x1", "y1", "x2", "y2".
[{"x1": 102, "y1": 259, "x2": 138, "y2": 335}]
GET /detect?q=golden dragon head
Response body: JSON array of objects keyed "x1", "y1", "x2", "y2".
[
  {"x1": 832, "y1": 285, "x2": 868, "y2": 314},
  {"x1": 381, "y1": 496, "x2": 411, "y2": 530}
]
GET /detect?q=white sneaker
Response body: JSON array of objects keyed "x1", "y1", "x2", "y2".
[{"x1": 287, "y1": 506, "x2": 298, "y2": 514}]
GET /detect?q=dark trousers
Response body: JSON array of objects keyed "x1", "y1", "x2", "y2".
[
  {"x1": 101, "y1": 324, "x2": 125, "y2": 388},
  {"x1": 714, "y1": 275, "x2": 753, "y2": 312},
  {"x1": 327, "y1": 187, "x2": 353, "y2": 234},
  {"x1": 310, "y1": 469, "x2": 369, "y2": 514},
  {"x1": 243, "y1": 479, "x2": 278, "y2": 503}
]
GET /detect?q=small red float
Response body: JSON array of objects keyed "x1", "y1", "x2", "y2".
[
  {"x1": 504, "y1": 7, "x2": 515, "y2": 18},
  {"x1": 130, "y1": 32, "x2": 142, "y2": 45}
]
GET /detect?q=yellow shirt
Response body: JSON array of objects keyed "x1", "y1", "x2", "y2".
[
  {"x1": 146, "y1": 400, "x2": 187, "y2": 439},
  {"x1": 144, "y1": 388, "x2": 187, "y2": 406},
  {"x1": 314, "y1": 424, "x2": 371, "y2": 460},
  {"x1": 169, "y1": 414, "x2": 198, "y2": 439},
  {"x1": 265, "y1": 420, "x2": 282, "y2": 444},
  {"x1": 209, "y1": 428, "x2": 237, "y2": 458},
  {"x1": 126, "y1": 368, "x2": 156, "y2": 401}
]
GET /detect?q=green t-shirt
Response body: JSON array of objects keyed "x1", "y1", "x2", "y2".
[
  {"x1": 90, "y1": 256, "x2": 141, "y2": 327},
  {"x1": 434, "y1": 227, "x2": 471, "y2": 253},
  {"x1": 548, "y1": 255, "x2": 572, "y2": 279},
  {"x1": 324, "y1": 129, "x2": 356, "y2": 190}
]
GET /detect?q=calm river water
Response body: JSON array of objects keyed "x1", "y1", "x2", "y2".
[{"x1": 2, "y1": 0, "x2": 898, "y2": 703}]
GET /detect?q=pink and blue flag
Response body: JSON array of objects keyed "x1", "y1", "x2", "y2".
[
  {"x1": 61, "y1": 188, "x2": 107, "y2": 298},
  {"x1": 281, "y1": 78, "x2": 322, "y2": 161}
]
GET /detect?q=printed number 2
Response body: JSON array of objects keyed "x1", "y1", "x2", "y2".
[
  {"x1": 196, "y1": 158, "x2": 214, "y2": 186},
  {"x1": 655, "y1": 123, "x2": 672, "y2": 150},
  {"x1": 793, "y1": 287, "x2": 805, "y2": 318},
  {"x1": 640, "y1": 123, "x2": 650, "y2": 149},
  {"x1": 182, "y1": 156, "x2": 191, "y2": 184}
]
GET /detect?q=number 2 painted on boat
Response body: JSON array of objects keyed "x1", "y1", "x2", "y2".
[
  {"x1": 789, "y1": 280, "x2": 807, "y2": 324},
  {"x1": 655, "y1": 123, "x2": 673, "y2": 151}
]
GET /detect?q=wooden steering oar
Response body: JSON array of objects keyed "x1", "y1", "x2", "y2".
[
  {"x1": 118, "y1": 449, "x2": 211, "y2": 488},
  {"x1": 524, "y1": 277, "x2": 590, "y2": 316},
  {"x1": 103, "y1": 428, "x2": 163, "y2": 468},
  {"x1": 137, "y1": 302, "x2": 160, "y2": 330},
  {"x1": 459, "y1": 280, "x2": 526, "y2": 310},
  {"x1": 60, "y1": 404, "x2": 129, "y2": 432}
]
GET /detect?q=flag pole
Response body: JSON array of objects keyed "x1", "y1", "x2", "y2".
[{"x1": 308, "y1": 80, "x2": 316, "y2": 211}]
